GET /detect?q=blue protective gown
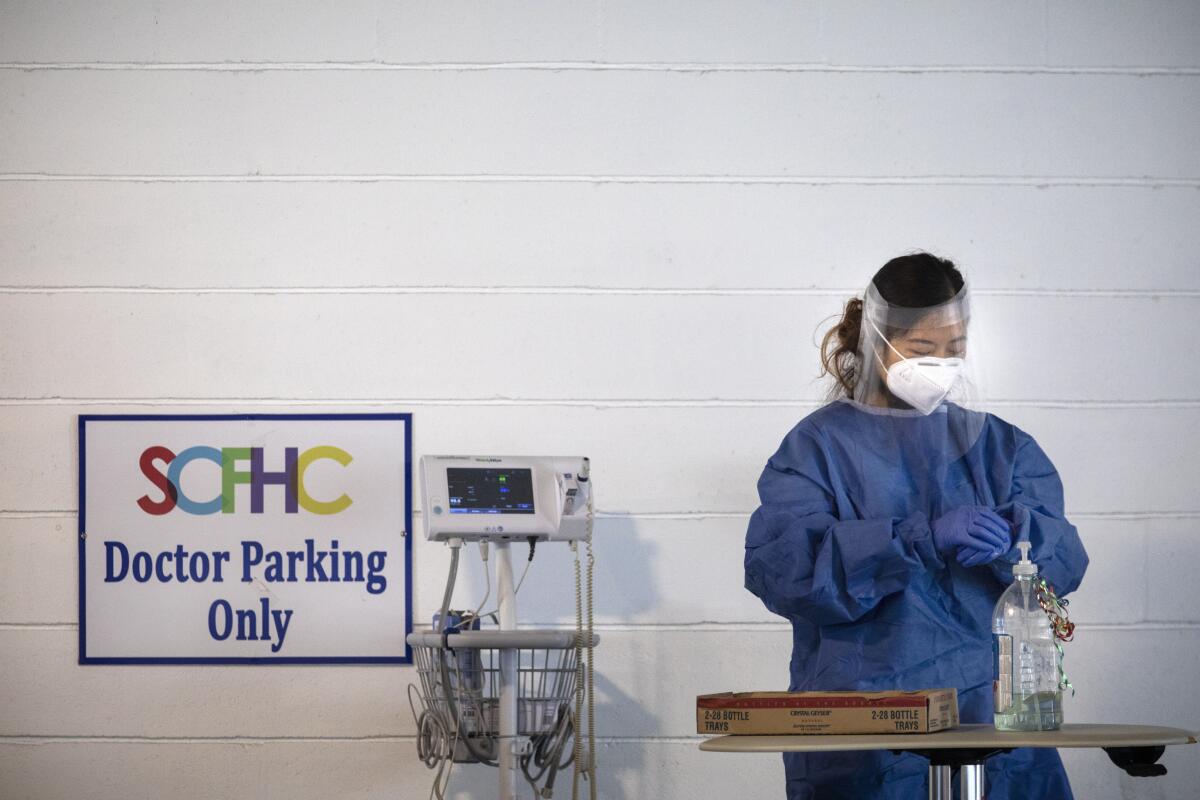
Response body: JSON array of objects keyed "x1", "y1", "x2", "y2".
[{"x1": 744, "y1": 399, "x2": 1088, "y2": 800}]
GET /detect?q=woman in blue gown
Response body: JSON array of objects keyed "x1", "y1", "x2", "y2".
[{"x1": 744, "y1": 253, "x2": 1088, "y2": 799}]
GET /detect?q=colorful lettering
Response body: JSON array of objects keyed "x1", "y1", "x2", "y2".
[{"x1": 136, "y1": 446, "x2": 352, "y2": 515}]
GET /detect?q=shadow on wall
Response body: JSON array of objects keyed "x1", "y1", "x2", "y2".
[
  {"x1": 450, "y1": 514, "x2": 662, "y2": 626},
  {"x1": 578, "y1": 671, "x2": 654, "y2": 800},
  {"x1": 432, "y1": 670, "x2": 656, "y2": 800}
]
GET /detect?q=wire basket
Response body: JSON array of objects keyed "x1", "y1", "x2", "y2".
[{"x1": 408, "y1": 630, "x2": 591, "y2": 745}]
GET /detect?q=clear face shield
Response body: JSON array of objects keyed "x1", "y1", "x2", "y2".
[
  {"x1": 854, "y1": 281, "x2": 982, "y2": 413},
  {"x1": 840, "y1": 278, "x2": 988, "y2": 484}
]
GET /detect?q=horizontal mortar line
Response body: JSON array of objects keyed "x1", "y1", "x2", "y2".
[
  {"x1": 987, "y1": 399, "x2": 1200, "y2": 407},
  {"x1": 978, "y1": 290, "x2": 1200, "y2": 300},
  {"x1": 8, "y1": 621, "x2": 1200, "y2": 633},
  {"x1": 0, "y1": 733, "x2": 700, "y2": 745},
  {"x1": 3, "y1": 397, "x2": 1200, "y2": 410},
  {"x1": 0, "y1": 285, "x2": 862, "y2": 297},
  {"x1": 498, "y1": 621, "x2": 1200, "y2": 632},
  {"x1": 1086, "y1": 622, "x2": 1200, "y2": 630},
  {"x1": 600, "y1": 510, "x2": 1200, "y2": 521},
  {"x1": 0, "y1": 735, "x2": 419, "y2": 744},
  {"x1": 1067, "y1": 510, "x2": 1200, "y2": 520},
  {"x1": 593, "y1": 509, "x2": 1200, "y2": 520},
  {"x1": 406, "y1": 621, "x2": 795, "y2": 632},
  {"x1": 1, "y1": 174, "x2": 1198, "y2": 187},
  {"x1": 0, "y1": 623, "x2": 77, "y2": 630},
  {"x1": 2, "y1": 61, "x2": 1199, "y2": 76},
  {"x1": 11, "y1": 622, "x2": 716, "y2": 633},
  {"x1": 0, "y1": 510, "x2": 74, "y2": 518},
  {"x1": 6, "y1": 510, "x2": 1200, "y2": 521},
  {"x1": 9, "y1": 397, "x2": 819, "y2": 408},
  {"x1": 584, "y1": 735, "x2": 706, "y2": 744},
  {"x1": 3, "y1": 286, "x2": 1200, "y2": 299}
]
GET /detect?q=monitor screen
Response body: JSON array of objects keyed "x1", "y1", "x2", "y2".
[{"x1": 447, "y1": 467, "x2": 536, "y2": 514}]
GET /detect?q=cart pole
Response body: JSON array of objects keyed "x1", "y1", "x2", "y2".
[{"x1": 496, "y1": 541, "x2": 519, "y2": 800}]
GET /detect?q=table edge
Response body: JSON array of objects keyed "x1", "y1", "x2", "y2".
[{"x1": 698, "y1": 724, "x2": 1199, "y2": 753}]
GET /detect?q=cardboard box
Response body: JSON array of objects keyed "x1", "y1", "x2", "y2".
[{"x1": 697, "y1": 688, "x2": 958, "y2": 735}]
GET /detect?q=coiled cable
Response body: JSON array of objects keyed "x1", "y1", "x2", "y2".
[
  {"x1": 571, "y1": 541, "x2": 585, "y2": 799},
  {"x1": 436, "y1": 543, "x2": 498, "y2": 767},
  {"x1": 521, "y1": 703, "x2": 576, "y2": 796},
  {"x1": 571, "y1": 480, "x2": 597, "y2": 799},
  {"x1": 585, "y1": 537, "x2": 596, "y2": 800}
]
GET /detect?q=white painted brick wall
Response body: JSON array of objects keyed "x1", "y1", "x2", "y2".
[{"x1": 1, "y1": 3, "x2": 1197, "y2": 799}]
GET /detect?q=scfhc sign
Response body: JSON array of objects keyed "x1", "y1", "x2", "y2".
[
  {"x1": 78, "y1": 414, "x2": 411, "y2": 664},
  {"x1": 136, "y1": 444, "x2": 354, "y2": 515}
]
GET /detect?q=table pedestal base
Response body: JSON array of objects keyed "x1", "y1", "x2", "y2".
[
  {"x1": 928, "y1": 764, "x2": 953, "y2": 800},
  {"x1": 926, "y1": 761, "x2": 987, "y2": 800},
  {"x1": 905, "y1": 747, "x2": 1009, "y2": 800}
]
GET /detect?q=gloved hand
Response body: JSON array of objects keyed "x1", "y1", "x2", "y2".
[
  {"x1": 957, "y1": 543, "x2": 1008, "y2": 568},
  {"x1": 931, "y1": 506, "x2": 1011, "y2": 565}
]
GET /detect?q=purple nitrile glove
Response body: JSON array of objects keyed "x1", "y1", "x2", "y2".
[
  {"x1": 931, "y1": 506, "x2": 1011, "y2": 560},
  {"x1": 957, "y1": 542, "x2": 1009, "y2": 568}
]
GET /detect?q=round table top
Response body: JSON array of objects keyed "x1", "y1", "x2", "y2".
[{"x1": 699, "y1": 723, "x2": 1198, "y2": 753}]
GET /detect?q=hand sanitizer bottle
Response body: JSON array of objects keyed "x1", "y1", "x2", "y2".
[{"x1": 992, "y1": 541, "x2": 1063, "y2": 731}]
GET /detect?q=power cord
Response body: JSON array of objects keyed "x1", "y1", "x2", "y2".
[
  {"x1": 471, "y1": 536, "x2": 538, "y2": 624},
  {"x1": 434, "y1": 541, "x2": 497, "y2": 772},
  {"x1": 445, "y1": 541, "x2": 492, "y2": 632},
  {"x1": 572, "y1": 541, "x2": 584, "y2": 799},
  {"x1": 571, "y1": 480, "x2": 596, "y2": 800}
]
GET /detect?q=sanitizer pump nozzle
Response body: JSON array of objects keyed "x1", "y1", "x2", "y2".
[{"x1": 1013, "y1": 540, "x2": 1037, "y2": 577}]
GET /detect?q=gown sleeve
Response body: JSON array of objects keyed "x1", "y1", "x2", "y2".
[
  {"x1": 744, "y1": 427, "x2": 945, "y2": 626},
  {"x1": 988, "y1": 429, "x2": 1089, "y2": 595}
]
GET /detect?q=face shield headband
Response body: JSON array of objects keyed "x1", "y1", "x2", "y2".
[{"x1": 862, "y1": 280, "x2": 971, "y2": 330}]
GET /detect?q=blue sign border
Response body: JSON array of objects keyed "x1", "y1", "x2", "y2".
[{"x1": 78, "y1": 413, "x2": 413, "y2": 666}]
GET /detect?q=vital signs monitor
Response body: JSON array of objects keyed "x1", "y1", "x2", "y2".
[{"x1": 420, "y1": 455, "x2": 592, "y2": 542}]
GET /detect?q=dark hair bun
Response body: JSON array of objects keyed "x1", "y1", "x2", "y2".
[
  {"x1": 820, "y1": 297, "x2": 862, "y2": 396},
  {"x1": 838, "y1": 298, "x2": 863, "y2": 348}
]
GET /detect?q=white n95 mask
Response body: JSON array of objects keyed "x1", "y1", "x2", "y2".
[
  {"x1": 884, "y1": 356, "x2": 963, "y2": 414},
  {"x1": 871, "y1": 320, "x2": 964, "y2": 415}
]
